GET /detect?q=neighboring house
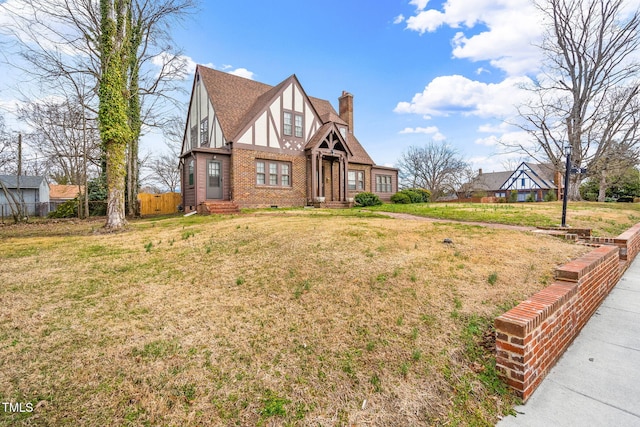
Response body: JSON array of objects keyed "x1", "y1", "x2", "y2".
[
  {"x1": 465, "y1": 162, "x2": 563, "y2": 202},
  {"x1": 49, "y1": 184, "x2": 83, "y2": 211},
  {"x1": 179, "y1": 65, "x2": 398, "y2": 211},
  {"x1": 0, "y1": 175, "x2": 50, "y2": 216}
]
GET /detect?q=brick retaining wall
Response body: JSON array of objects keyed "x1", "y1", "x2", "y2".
[{"x1": 495, "y1": 223, "x2": 640, "y2": 401}]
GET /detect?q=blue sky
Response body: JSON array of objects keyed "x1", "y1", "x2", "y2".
[
  {"x1": 166, "y1": 0, "x2": 545, "y2": 172},
  {"x1": 4, "y1": 0, "x2": 639, "y2": 173}
]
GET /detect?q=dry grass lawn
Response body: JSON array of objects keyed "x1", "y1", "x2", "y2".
[
  {"x1": 368, "y1": 201, "x2": 640, "y2": 237},
  {"x1": 0, "y1": 210, "x2": 592, "y2": 426}
]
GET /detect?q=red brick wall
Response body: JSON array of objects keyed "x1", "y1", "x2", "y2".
[
  {"x1": 614, "y1": 222, "x2": 640, "y2": 262},
  {"x1": 495, "y1": 244, "x2": 622, "y2": 400},
  {"x1": 232, "y1": 148, "x2": 306, "y2": 208}
]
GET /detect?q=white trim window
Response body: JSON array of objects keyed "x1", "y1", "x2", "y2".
[
  {"x1": 348, "y1": 170, "x2": 364, "y2": 191},
  {"x1": 256, "y1": 161, "x2": 266, "y2": 185},
  {"x1": 283, "y1": 111, "x2": 303, "y2": 138}
]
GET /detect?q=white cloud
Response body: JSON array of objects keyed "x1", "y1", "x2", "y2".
[
  {"x1": 0, "y1": 0, "x2": 93, "y2": 57},
  {"x1": 160, "y1": 55, "x2": 254, "y2": 80},
  {"x1": 395, "y1": 74, "x2": 532, "y2": 119},
  {"x1": 399, "y1": 126, "x2": 438, "y2": 134},
  {"x1": 229, "y1": 68, "x2": 255, "y2": 80},
  {"x1": 406, "y1": 9, "x2": 446, "y2": 33},
  {"x1": 399, "y1": 126, "x2": 446, "y2": 141},
  {"x1": 393, "y1": 14, "x2": 405, "y2": 24},
  {"x1": 402, "y1": 0, "x2": 544, "y2": 76},
  {"x1": 409, "y1": 0, "x2": 430, "y2": 10}
]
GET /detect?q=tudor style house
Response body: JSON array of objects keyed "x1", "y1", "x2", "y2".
[
  {"x1": 465, "y1": 162, "x2": 563, "y2": 202},
  {"x1": 179, "y1": 65, "x2": 398, "y2": 212}
]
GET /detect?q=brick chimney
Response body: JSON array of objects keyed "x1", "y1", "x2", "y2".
[
  {"x1": 478, "y1": 168, "x2": 483, "y2": 175},
  {"x1": 339, "y1": 91, "x2": 354, "y2": 133}
]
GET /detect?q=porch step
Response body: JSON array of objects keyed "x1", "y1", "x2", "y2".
[
  {"x1": 312, "y1": 201, "x2": 354, "y2": 209},
  {"x1": 198, "y1": 201, "x2": 240, "y2": 215}
]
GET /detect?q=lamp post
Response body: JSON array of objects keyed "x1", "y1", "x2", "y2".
[{"x1": 561, "y1": 144, "x2": 571, "y2": 227}]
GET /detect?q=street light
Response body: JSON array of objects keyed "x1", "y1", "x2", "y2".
[{"x1": 561, "y1": 144, "x2": 571, "y2": 228}]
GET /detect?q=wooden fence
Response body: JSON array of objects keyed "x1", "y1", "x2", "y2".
[{"x1": 138, "y1": 192, "x2": 181, "y2": 216}]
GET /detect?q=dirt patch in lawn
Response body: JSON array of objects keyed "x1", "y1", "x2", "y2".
[{"x1": 0, "y1": 212, "x2": 590, "y2": 426}]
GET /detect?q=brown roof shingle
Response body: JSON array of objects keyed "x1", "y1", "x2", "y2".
[{"x1": 196, "y1": 65, "x2": 375, "y2": 165}]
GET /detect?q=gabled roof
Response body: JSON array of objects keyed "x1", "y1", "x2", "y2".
[
  {"x1": 525, "y1": 162, "x2": 557, "y2": 187},
  {"x1": 197, "y1": 65, "x2": 274, "y2": 141},
  {"x1": 195, "y1": 65, "x2": 372, "y2": 166},
  {"x1": 0, "y1": 175, "x2": 46, "y2": 189},
  {"x1": 503, "y1": 162, "x2": 557, "y2": 190},
  {"x1": 346, "y1": 134, "x2": 374, "y2": 165},
  {"x1": 305, "y1": 123, "x2": 354, "y2": 156},
  {"x1": 470, "y1": 171, "x2": 513, "y2": 191},
  {"x1": 468, "y1": 162, "x2": 559, "y2": 192}
]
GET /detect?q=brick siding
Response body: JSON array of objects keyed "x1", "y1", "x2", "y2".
[{"x1": 232, "y1": 148, "x2": 306, "y2": 208}]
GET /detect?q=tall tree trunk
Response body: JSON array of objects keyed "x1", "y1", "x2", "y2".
[
  {"x1": 126, "y1": 8, "x2": 142, "y2": 217},
  {"x1": 99, "y1": 0, "x2": 131, "y2": 230},
  {"x1": 598, "y1": 169, "x2": 608, "y2": 202}
]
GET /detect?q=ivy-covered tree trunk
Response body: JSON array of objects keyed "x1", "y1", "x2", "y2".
[
  {"x1": 126, "y1": 8, "x2": 142, "y2": 217},
  {"x1": 99, "y1": 0, "x2": 132, "y2": 230}
]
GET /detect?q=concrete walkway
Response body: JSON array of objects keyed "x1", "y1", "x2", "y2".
[
  {"x1": 377, "y1": 211, "x2": 537, "y2": 232},
  {"x1": 497, "y1": 256, "x2": 640, "y2": 427}
]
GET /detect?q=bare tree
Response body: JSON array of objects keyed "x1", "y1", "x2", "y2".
[
  {"x1": 511, "y1": 0, "x2": 640, "y2": 200},
  {"x1": 18, "y1": 99, "x2": 101, "y2": 185},
  {"x1": 0, "y1": 0, "x2": 197, "y2": 228},
  {"x1": 397, "y1": 142, "x2": 469, "y2": 199},
  {"x1": 143, "y1": 116, "x2": 182, "y2": 192},
  {"x1": 0, "y1": 115, "x2": 15, "y2": 174}
]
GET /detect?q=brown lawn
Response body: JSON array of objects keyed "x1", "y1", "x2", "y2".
[{"x1": 0, "y1": 211, "x2": 592, "y2": 426}]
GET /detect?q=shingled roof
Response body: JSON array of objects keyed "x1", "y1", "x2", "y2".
[
  {"x1": 195, "y1": 65, "x2": 374, "y2": 165},
  {"x1": 197, "y1": 65, "x2": 274, "y2": 141},
  {"x1": 468, "y1": 162, "x2": 559, "y2": 192},
  {"x1": 0, "y1": 175, "x2": 46, "y2": 189}
]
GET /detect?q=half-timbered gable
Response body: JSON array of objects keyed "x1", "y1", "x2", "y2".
[
  {"x1": 234, "y1": 76, "x2": 324, "y2": 152},
  {"x1": 179, "y1": 65, "x2": 398, "y2": 211},
  {"x1": 466, "y1": 162, "x2": 561, "y2": 202},
  {"x1": 182, "y1": 71, "x2": 228, "y2": 153}
]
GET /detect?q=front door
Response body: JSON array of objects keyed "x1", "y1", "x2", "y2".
[{"x1": 206, "y1": 160, "x2": 222, "y2": 199}]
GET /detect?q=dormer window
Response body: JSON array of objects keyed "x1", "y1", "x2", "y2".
[{"x1": 283, "y1": 111, "x2": 303, "y2": 138}]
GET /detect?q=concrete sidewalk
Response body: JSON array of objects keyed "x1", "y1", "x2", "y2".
[{"x1": 497, "y1": 257, "x2": 640, "y2": 427}]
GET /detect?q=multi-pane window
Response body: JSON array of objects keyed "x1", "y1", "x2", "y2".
[
  {"x1": 283, "y1": 111, "x2": 303, "y2": 138},
  {"x1": 294, "y1": 114, "x2": 303, "y2": 138},
  {"x1": 348, "y1": 170, "x2": 364, "y2": 191},
  {"x1": 269, "y1": 163, "x2": 278, "y2": 185},
  {"x1": 188, "y1": 160, "x2": 194, "y2": 186},
  {"x1": 256, "y1": 160, "x2": 292, "y2": 187},
  {"x1": 256, "y1": 161, "x2": 266, "y2": 185},
  {"x1": 283, "y1": 112, "x2": 292, "y2": 136},
  {"x1": 376, "y1": 175, "x2": 392, "y2": 193},
  {"x1": 200, "y1": 118, "x2": 209, "y2": 146}
]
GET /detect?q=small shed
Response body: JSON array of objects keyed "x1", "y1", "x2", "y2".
[
  {"x1": 0, "y1": 175, "x2": 50, "y2": 216},
  {"x1": 49, "y1": 184, "x2": 83, "y2": 211}
]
